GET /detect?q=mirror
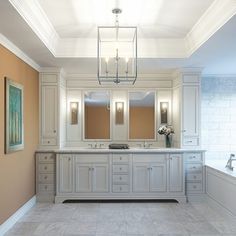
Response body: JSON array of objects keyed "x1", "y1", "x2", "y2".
[
  {"x1": 129, "y1": 91, "x2": 155, "y2": 140},
  {"x1": 84, "y1": 91, "x2": 110, "y2": 139}
]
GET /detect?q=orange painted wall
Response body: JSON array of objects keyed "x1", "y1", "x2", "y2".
[
  {"x1": 0, "y1": 44, "x2": 39, "y2": 224},
  {"x1": 129, "y1": 106, "x2": 155, "y2": 139},
  {"x1": 85, "y1": 105, "x2": 110, "y2": 139}
]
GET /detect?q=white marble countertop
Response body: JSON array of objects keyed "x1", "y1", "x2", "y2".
[
  {"x1": 36, "y1": 147, "x2": 206, "y2": 153},
  {"x1": 205, "y1": 160, "x2": 236, "y2": 178}
]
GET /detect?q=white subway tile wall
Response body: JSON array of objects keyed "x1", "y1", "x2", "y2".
[{"x1": 201, "y1": 77, "x2": 236, "y2": 161}]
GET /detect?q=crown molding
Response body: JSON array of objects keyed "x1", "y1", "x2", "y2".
[
  {"x1": 9, "y1": 0, "x2": 59, "y2": 56},
  {"x1": 0, "y1": 33, "x2": 40, "y2": 71},
  {"x1": 8, "y1": 0, "x2": 236, "y2": 59},
  {"x1": 186, "y1": 0, "x2": 236, "y2": 56}
]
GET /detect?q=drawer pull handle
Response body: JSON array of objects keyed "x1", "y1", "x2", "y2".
[
  {"x1": 45, "y1": 186, "x2": 48, "y2": 190},
  {"x1": 120, "y1": 167, "x2": 122, "y2": 171},
  {"x1": 120, "y1": 157, "x2": 122, "y2": 160},
  {"x1": 120, "y1": 187, "x2": 122, "y2": 191},
  {"x1": 44, "y1": 176, "x2": 47, "y2": 179},
  {"x1": 45, "y1": 156, "x2": 47, "y2": 160},
  {"x1": 191, "y1": 166, "x2": 196, "y2": 169},
  {"x1": 187, "y1": 141, "x2": 192, "y2": 143},
  {"x1": 44, "y1": 166, "x2": 47, "y2": 170},
  {"x1": 120, "y1": 177, "x2": 122, "y2": 180}
]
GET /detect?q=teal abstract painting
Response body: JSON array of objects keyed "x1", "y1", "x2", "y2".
[{"x1": 5, "y1": 78, "x2": 24, "y2": 153}]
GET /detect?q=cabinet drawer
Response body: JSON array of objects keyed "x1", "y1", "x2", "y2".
[
  {"x1": 186, "y1": 183, "x2": 202, "y2": 192},
  {"x1": 38, "y1": 174, "x2": 54, "y2": 183},
  {"x1": 186, "y1": 173, "x2": 202, "y2": 181},
  {"x1": 112, "y1": 185, "x2": 129, "y2": 193},
  {"x1": 38, "y1": 184, "x2": 54, "y2": 192},
  {"x1": 133, "y1": 154, "x2": 166, "y2": 163},
  {"x1": 113, "y1": 165, "x2": 129, "y2": 173},
  {"x1": 183, "y1": 137, "x2": 198, "y2": 146},
  {"x1": 38, "y1": 163, "x2": 55, "y2": 173},
  {"x1": 112, "y1": 175, "x2": 129, "y2": 184},
  {"x1": 112, "y1": 154, "x2": 129, "y2": 163},
  {"x1": 37, "y1": 153, "x2": 55, "y2": 163},
  {"x1": 75, "y1": 155, "x2": 108, "y2": 163},
  {"x1": 185, "y1": 153, "x2": 202, "y2": 162},
  {"x1": 41, "y1": 138, "x2": 57, "y2": 146},
  {"x1": 186, "y1": 163, "x2": 202, "y2": 173}
]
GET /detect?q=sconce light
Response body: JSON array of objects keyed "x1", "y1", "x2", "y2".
[
  {"x1": 115, "y1": 102, "x2": 124, "y2": 125},
  {"x1": 160, "y1": 102, "x2": 168, "y2": 124},
  {"x1": 70, "y1": 102, "x2": 78, "y2": 125}
]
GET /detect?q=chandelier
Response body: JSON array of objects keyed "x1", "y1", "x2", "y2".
[{"x1": 97, "y1": 8, "x2": 137, "y2": 84}]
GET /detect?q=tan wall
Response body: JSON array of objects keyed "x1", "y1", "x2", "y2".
[
  {"x1": 0, "y1": 45, "x2": 39, "y2": 224},
  {"x1": 85, "y1": 105, "x2": 110, "y2": 139},
  {"x1": 129, "y1": 107, "x2": 155, "y2": 139}
]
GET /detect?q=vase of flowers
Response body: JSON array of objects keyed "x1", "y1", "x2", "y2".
[{"x1": 158, "y1": 125, "x2": 174, "y2": 148}]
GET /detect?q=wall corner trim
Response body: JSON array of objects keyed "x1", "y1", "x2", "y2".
[
  {"x1": 0, "y1": 33, "x2": 40, "y2": 72},
  {"x1": 0, "y1": 195, "x2": 36, "y2": 236}
]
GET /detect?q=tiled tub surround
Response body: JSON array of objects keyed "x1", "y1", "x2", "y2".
[
  {"x1": 201, "y1": 76, "x2": 236, "y2": 161},
  {"x1": 5, "y1": 201, "x2": 236, "y2": 236}
]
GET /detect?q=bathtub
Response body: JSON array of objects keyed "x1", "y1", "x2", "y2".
[{"x1": 205, "y1": 160, "x2": 236, "y2": 216}]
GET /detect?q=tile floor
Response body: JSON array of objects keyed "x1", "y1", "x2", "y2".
[{"x1": 5, "y1": 201, "x2": 236, "y2": 236}]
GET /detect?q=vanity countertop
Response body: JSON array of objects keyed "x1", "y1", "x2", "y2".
[{"x1": 36, "y1": 148, "x2": 206, "y2": 153}]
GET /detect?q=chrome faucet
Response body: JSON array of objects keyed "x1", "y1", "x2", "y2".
[{"x1": 225, "y1": 154, "x2": 236, "y2": 171}]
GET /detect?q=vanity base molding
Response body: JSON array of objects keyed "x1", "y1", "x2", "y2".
[{"x1": 55, "y1": 195, "x2": 187, "y2": 204}]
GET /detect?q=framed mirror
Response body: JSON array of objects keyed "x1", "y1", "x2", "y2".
[
  {"x1": 84, "y1": 91, "x2": 110, "y2": 140},
  {"x1": 129, "y1": 91, "x2": 156, "y2": 140}
]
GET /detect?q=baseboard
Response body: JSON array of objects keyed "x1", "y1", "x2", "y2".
[{"x1": 0, "y1": 195, "x2": 36, "y2": 236}]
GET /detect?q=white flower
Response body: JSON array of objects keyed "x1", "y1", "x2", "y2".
[{"x1": 158, "y1": 125, "x2": 174, "y2": 136}]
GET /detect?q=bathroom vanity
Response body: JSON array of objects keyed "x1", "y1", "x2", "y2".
[{"x1": 36, "y1": 149, "x2": 205, "y2": 203}]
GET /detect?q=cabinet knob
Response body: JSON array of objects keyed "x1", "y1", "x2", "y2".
[
  {"x1": 120, "y1": 167, "x2": 122, "y2": 171},
  {"x1": 182, "y1": 130, "x2": 186, "y2": 132},
  {"x1": 44, "y1": 166, "x2": 47, "y2": 170},
  {"x1": 193, "y1": 175, "x2": 196, "y2": 179},
  {"x1": 68, "y1": 157, "x2": 71, "y2": 161},
  {"x1": 54, "y1": 130, "x2": 56, "y2": 133},
  {"x1": 193, "y1": 185, "x2": 197, "y2": 189},
  {"x1": 120, "y1": 187, "x2": 122, "y2": 191},
  {"x1": 44, "y1": 176, "x2": 47, "y2": 179},
  {"x1": 45, "y1": 156, "x2": 47, "y2": 160},
  {"x1": 45, "y1": 185, "x2": 48, "y2": 190},
  {"x1": 47, "y1": 141, "x2": 50, "y2": 144},
  {"x1": 120, "y1": 157, "x2": 122, "y2": 160},
  {"x1": 120, "y1": 177, "x2": 122, "y2": 180}
]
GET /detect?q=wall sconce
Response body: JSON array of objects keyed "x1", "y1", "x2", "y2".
[
  {"x1": 160, "y1": 102, "x2": 168, "y2": 124},
  {"x1": 70, "y1": 102, "x2": 78, "y2": 125},
  {"x1": 115, "y1": 102, "x2": 124, "y2": 125}
]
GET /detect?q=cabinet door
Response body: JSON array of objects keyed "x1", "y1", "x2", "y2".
[
  {"x1": 59, "y1": 155, "x2": 73, "y2": 193},
  {"x1": 150, "y1": 163, "x2": 167, "y2": 192},
  {"x1": 92, "y1": 164, "x2": 109, "y2": 192},
  {"x1": 133, "y1": 163, "x2": 149, "y2": 192},
  {"x1": 169, "y1": 154, "x2": 183, "y2": 192},
  {"x1": 41, "y1": 85, "x2": 58, "y2": 139},
  {"x1": 75, "y1": 164, "x2": 92, "y2": 192},
  {"x1": 183, "y1": 85, "x2": 199, "y2": 136}
]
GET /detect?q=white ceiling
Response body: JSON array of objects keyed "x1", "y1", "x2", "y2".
[
  {"x1": 38, "y1": 0, "x2": 214, "y2": 38},
  {"x1": 1, "y1": 0, "x2": 236, "y2": 75}
]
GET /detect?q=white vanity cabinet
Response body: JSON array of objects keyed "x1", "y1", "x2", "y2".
[
  {"x1": 54, "y1": 151, "x2": 188, "y2": 203},
  {"x1": 133, "y1": 154, "x2": 167, "y2": 193},
  {"x1": 41, "y1": 84, "x2": 58, "y2": 146},
  {"x1": 58, "y1": 154, "x2": 73, "y2": 193},
  {"x1": 39, "y1": 71, "x2": 66, "y2": 148}
]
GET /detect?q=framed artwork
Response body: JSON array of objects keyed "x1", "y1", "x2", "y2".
[{"x1": 5, "y1": 77, "x2": 24, "y2": 153}]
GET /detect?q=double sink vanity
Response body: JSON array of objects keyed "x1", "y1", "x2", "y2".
[
  {"x1": 36, "y1": 148, "x2": 205, "y2": 203},
  {"x1": 36, "y1": 70, "x2": 204, "y2": 203}
]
